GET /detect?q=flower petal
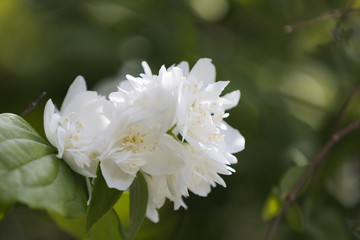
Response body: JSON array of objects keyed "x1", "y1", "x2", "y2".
[
  {"x1": 142, "y1": 135, "x2": 186, "y2": 175},
  {"x1": 220, "y1": 121, "x2": 245, "y2": 154},
  {"x1": 177, "y1": 61, "x2": 189, "y2": 75},
  {"x1": 61, "y1": 91, "x2": 99, "y2": 116},
  {"x1": 188, "y1": 58, "x2": 216, "y2": 84},
  {"x1": 63, "y1": 151, "x2": 97, "y2": 178},
  {"x1": 79, "y1": 99, "x2": 113, "y2": 136},
  {"x1": 221, "y1": 90, "x2": 240, "y2": 110},
  {"x1": 101, "y1": 156, "x2": 136, "y2": 191},
  {"x1": 199, "y1": 81, "x2": 229, "y2": 101},
  {"x1": 141, "y1": 61, "x2": 152, "y2": 76},
  {"x1": 60, "y1": 76, "x2": 87, "y2": 114},
  {"x1": 44, "y1": 99, "x2": 59, "y2": 147}
]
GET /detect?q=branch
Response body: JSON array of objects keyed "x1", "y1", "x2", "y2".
[
  {"x1": 264, "y1": 119, "x2": 360, "y2": 240},
  {"x1": 20, "y1": 92, "x2": 47, "y2": 117},
  {"x1": 284, "y1": 8, "x2": 360, "y2": 34},
  {"x1": 332, "y1": 79, "x2": 360, "y2": 132}
]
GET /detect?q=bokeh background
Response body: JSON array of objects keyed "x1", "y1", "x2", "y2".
[{"x1": 1, "y1": 0, "x2": 360, "y2": 239}]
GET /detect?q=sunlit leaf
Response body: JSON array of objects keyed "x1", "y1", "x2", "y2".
[
  {"x1": 288, "y1": 148, "x2": 308, "y2": 167},
  {"x1": 261, "y1": 194, "x2": 282, "y2": 221},
  {"x1": 285, "y1": 202, "x2": 304, "y2": 232},
  {"x1": 354, "y1": 0, "x2": 360, "y2": 8},
  {"x1": 86, "y1": 166, "x2": 123, "y2": 232},
  {"x1": 128, "y1": 171, "x2": 148, "y2": 240},
  {"x1": 0, "y1": 113, "x2": 87, "y2": 217}
]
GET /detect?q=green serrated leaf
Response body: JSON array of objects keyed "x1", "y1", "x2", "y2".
[
  {"x1": 0, "y1": 113, "x2": 87, "y2": 217},
  {"x1": 86, "y1": 166, "x2": 123, "y2": 232},
  {"x1": 285, "y1": 202, "x2": 305, "y2": 233},
  {"x1": 279, "y1": 166, "x2": 307, "y2": 199},
  {"x1": 128, "y1": 171, "x2": 148, "y2": 240},
  {"x1": 261, "y1": 194, "x2": 282, "y2": 221}
]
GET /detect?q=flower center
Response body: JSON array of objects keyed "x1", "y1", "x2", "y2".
[{"x1": 119, "y1": 125, "x2": 158, "y2": 153}]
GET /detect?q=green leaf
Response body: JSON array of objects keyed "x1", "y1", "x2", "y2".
[
  {"x1": 86, "y1": 166, "x2": 123, "y2": 232},
  {"x1": 50, "y1": 212, "x2": 86, "y2": 239},
  {"x1": 285, "y1": 202, "x2": 305, "y2": 233},
  {"x1": 51, "y1": 209, "x2": 123, "y2": 240},
  {"x1": 307, "y1": 207, "x2": 352, "y2": 240},
  {"x1": 261, "y1": 193, "x2": 282, "y2": 221},
  {"x1": 0, "y1": 202, "x2": 12, "y2": 222},
  {"x1": 288, "y1": 148, "x2": 308, "y2": 167},
  {"x1": 113, "y1": 193, "x2": 130, "y2": 240},
  {"x1": 113, "y1": 192, "x2": 130, "y2": 229},
  {"x1": 87, "y1": 209, "x2": 123, "y2": 240},
  {"x1": 279, "y1": 166, "x2": 308, "y2": 199},
  {"x1": 128, "y1": 171, "x2": 148, "y2": 240},
  {"x1": 0, "y1": 113, "x2": 87, "y2": 217}
]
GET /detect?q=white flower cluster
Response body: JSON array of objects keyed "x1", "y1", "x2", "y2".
[{"x1": 44, "y1": 58, "x2": 245, "y2": 222}]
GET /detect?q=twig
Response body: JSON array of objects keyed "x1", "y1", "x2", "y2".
[
  {"x1": 284, "y1": 8, "x2": 360, "y2": 34},
  {"x1": 332, "y1": 80, "x2": 360, "y2": 132},
  {"x1": 264, "y1": 119, "x2": 360, "y2": 240},
  {"x1": 333, "y1": 0, "x2": 357, "y2": 41},
  {"x1": 20, "y1": 92, "x2": 47, "y2": 117},
  {"x1": 331, "y1": 1, "x2": 357, "y2": 77}
]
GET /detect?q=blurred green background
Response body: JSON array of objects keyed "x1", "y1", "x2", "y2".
[{"x1": 2, "y1": 0, "x2": 360, "y2": 239}]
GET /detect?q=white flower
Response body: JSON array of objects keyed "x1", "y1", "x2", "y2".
[
  {"x1": 173, "y1": 58, "x2": 245, "y2": 196},
  {"x1": 100, "y1": 87, "x2": 188, "y2": 191},
  {"x1": 143, "y1": 175, "x2": 168, "y2": 223},
  {"x1": 44, "y1": 76, "x2": 115, "y2": 177},
  {"x1": 175, "y1": 58, "x2": 243, "y2": 151},
  {"x1": 43, "y1": 58, "x2": 245, "y2": 224},
  {"x1": 109, "y1": 62, "x2": 183, "y2": 131},
  {"x1": 188, "y1": 145, "x2": 236, "y2": 197},
  {"x1": 107, "y1": 59, "x2": 245, "y2": 222},
  {"x1": 144, "y1": 151, "x2": 192, "y2": 223}
]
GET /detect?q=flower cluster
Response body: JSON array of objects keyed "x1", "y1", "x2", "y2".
[{"x1": 44, "y1": 58, "x2": 245, "y2": 222}]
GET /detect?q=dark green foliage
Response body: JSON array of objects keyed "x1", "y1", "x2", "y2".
[{"x1": 86, "y1": 166, "x2": 123, "y2": 232}]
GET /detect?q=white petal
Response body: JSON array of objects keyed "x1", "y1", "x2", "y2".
[
  {"x1": 190, "y1": 180, "x2": 212, "y2": 197},
  {"x1": 43, "y1": 99, "x2": 58, "y2": 147},
  {"x1": 222, "y1": 90, "x2": 240, "y2": 110},
  {"x1": 145, "y1": 205, "x2": 159, "y2": 223},
  {"x1": 177, "y1": 61, "x2": 190, "y2": 75},
  {"x1": 61, "y1": 91, "x2": 99, "y2": 116},
  {"x1": 79, "y1": 99, "x2": 113, "y2": 136},
  {"x1": 101, "y1": 158, "x2": 135, "y2": 191},
  {"x1": 141, "y1": 61, "x2": 152, "y2": 76},
  {"x1": 221, "y1": 121, "x2": 245, "y2": 154},
  {"x1": 142, "y1": 135, "x2": 186, "y2": 175},
  {"x1": 60, "y1": 76, "x2": 87, "y2": 114},
  {"x1": 62, "y1": 151, "x2": 97, "y2": 177},
  {"x1": 224, "y1": 152, "x2": 238, "y2": 164},
  {"x1": 133, "y1": 87, "x2": 175, "y2": 131},
  {"x1": 200, "y1": 81, "x2": 229, "y2": 101},
  {"x1": 118, "y1": 79, "x2": 133, "y2": 92},
  {"x1": 188, "y1": 58, "x2": 216, "y2": 84},
  {"x1": 55, "y1": 127, "x2": 66, "y2": 158}
]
